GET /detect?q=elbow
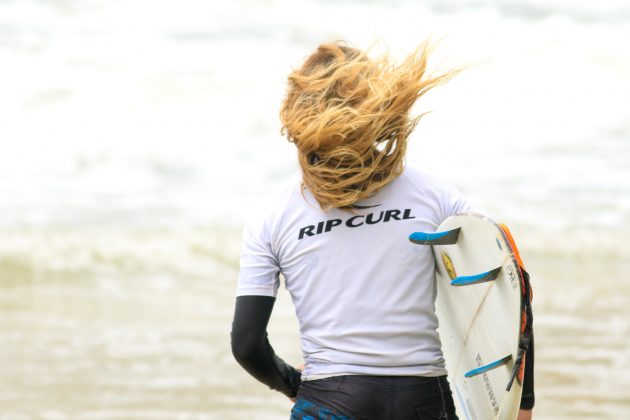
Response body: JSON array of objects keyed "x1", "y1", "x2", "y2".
[
  {"x1": 231, "y1": 295, "x2": 275, "y2": 367},
  {"x1": 231, "y1": 330, "x2": 258, "y2": 365}
]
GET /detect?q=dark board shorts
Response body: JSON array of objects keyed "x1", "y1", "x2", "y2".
[{"x1": 290, "y1": 374, "x2": 459, "y2": 420}]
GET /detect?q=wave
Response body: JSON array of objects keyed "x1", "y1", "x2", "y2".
[
  {"x1": 0, "y1": 225, "x2": 243, "y2": 283},
  {"x1": 0, "y1": 219, "x2": 627, "y2": 286},
  {"x1": 322, "y1": 0, "x2": 630, "y2": 23}
]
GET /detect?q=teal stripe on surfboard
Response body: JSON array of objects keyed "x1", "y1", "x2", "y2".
[
  {"x1": 464, "y1": 354, "x2": 513, "y2": 378},
  {"x1": 450, "y1": 266, "x2": 502, "y2": 286},
  {"x1": 408, "y1": 227, "x2": 461, "y2": 245}
]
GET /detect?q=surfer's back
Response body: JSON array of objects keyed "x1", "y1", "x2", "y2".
[{"x1": 238, "y1": 167, "x2": 470, "y2": 379}]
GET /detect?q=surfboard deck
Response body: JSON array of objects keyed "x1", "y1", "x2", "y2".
[{"x1": 412, "y1": 213, "x2": 525, "y2": 420}]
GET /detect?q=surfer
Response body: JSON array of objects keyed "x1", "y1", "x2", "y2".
[{"x1": 231, "y1": 42, "x2": 534, "y2": 419}]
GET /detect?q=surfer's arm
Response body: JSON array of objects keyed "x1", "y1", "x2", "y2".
[
  {"x1": 231, "y1": 295, "x2": 302, "y2": 398},
  {"x1": 520, "y1": 332, "x2": 535, "y2": 409},
  {"x1": 518, "y1": 319, "x2": 535, "y2": 419}
]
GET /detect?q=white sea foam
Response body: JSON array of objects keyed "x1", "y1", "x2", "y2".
[{"x1": 1, "y1": 0, "x2": 628, "y2": 261}]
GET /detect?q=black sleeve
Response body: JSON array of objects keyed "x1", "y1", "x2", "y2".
[
  {"x1": 230, "y1": 295, "x2": 302, "y2": 398},
  {"x1": 520, "y1": 331, "x2": 535, "y2": 409}
]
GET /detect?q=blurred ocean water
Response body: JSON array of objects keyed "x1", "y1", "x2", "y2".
[{"x1": 0, "y1": 0, "x2": 629, "y2": 418}]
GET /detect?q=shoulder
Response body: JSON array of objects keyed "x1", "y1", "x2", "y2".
[
  {"x1": 401, "y1": 166, "x2": 458, "y2": 194},
  {"x1": 243, "y1": 174, "x2": 303, "y2": 235},
  {"x1": 400, "y1": 165, "x2": 472, "y2": 217}
]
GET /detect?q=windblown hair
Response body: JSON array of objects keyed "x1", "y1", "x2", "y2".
[{"x1": 280, "y1": 42, "x2": 457, "y2": 209}]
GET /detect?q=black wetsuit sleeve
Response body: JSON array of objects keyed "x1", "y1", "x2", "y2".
[
  {"x1": 230, "y1": 295, "x2": 302, "y2": 398},
  {"x1": 520, "y1": 332, "x2": 535, "y2": 409}
]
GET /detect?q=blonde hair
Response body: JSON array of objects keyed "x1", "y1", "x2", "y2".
[{"x1": 280, "y1": 41, "x2": 457, "y2": 209}]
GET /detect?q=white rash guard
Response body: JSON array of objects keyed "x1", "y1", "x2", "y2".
[{"x1": 236, "y1": 166, "x2": 471, "y2": 380}]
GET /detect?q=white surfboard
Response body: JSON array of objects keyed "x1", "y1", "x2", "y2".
[{"x1": 410, "y1": 213, "x2": 527, "y2": 420}]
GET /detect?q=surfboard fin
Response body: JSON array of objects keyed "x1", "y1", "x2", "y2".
[
  {"x1": 409, "y1": 228, "x2": 461, "y2": 245},
  {"x1": 450, "y1": 266, "x2": 502, "y2": 286},
  {"x1": 464, "y1": 354, "x2": 512, "y2": 378}
]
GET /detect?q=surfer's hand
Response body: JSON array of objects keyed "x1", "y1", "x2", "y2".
[
  {"x1": 289, "y1": 364, "x2": 305, "y2": 403},
  {"x1": 518, "y1": 409, "x2": 532, "y2": 420}
]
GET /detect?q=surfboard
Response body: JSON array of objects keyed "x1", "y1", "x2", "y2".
[{"x1": 409, "y1": 213, "x2": 531, "y2": 420}]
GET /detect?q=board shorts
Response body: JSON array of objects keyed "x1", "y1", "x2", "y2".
[{"x1": 290, "y1": 375, "x2": 459, "y2": 420}]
